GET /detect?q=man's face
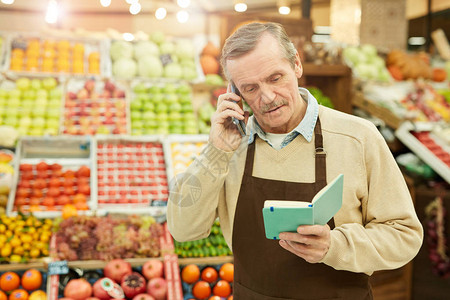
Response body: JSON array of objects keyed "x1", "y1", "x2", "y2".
[{"x1": 227, "y1": 33, "x2": 304, "y2": 134}]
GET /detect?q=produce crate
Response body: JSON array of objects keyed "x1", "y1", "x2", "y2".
[
  {"x1": 162, "y1": 134, "x2": 209, "y2": 185},
  {"x1": 4, "y1": 31, "x2": 107, "y2": 77},
  {"x1": 129, "y1": 80, "x2": 198, "y2": 135},
  {"x1": 61, "y1": 78, "x2": 129, "y2": 136},
  {"x1": 6, "y1": 136, "x2": 96, "y2": 218},
  {"x1": 0, "y1": 74, "x2": 64, "y2": 137},
  {"x1": 47, "y1": 250, "x2": 181, "y2": 299},
  {"x1": 395, "y1": 122, "x2": 450, "y2": 183},
  {"x1": 0, "y1": 267, "x2": 50, "y2": 298},
  {"x1": 95, "y1": 135, "x2": 169, "y2": 213}
]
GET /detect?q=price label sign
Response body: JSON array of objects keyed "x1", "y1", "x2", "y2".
[{"x1": 48, "y1": 261, "x2": 69, "y2": 275}]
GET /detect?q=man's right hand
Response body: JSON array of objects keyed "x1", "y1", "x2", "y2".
[{"x1": 209, "y1": 85, "x2": 248, "y2": 152}]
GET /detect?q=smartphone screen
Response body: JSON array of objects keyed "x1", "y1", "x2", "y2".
[{"x1": 230, "y1": 83, "x2": 246, "y2": 137}]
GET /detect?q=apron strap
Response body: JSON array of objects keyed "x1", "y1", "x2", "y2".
[
  {"x1": 243, "y1": 140, "x2": 256, "y2": 177},
  {"x1": 314, "y1": 118, "x2": 327, "y2": 188}
]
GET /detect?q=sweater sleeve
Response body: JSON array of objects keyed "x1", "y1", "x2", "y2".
[
  {"x1": 167, "y1": 143, "x2": 234, "y2": 242},
  {"x1": 320, "y1": 125, "x2": 424, "y2": 274}
]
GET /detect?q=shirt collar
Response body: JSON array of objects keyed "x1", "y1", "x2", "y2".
[{"x1": 247, "y1": 87, "x2": 319, "y2": 145}]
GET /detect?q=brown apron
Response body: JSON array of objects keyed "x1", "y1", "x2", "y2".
[{"x1": 231, "y1": 118, "x2": 372, "y2": 300}]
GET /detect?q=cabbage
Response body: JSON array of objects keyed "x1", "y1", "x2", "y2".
[
  {"x1": 343, "y1": 47, "x2": 366, "y2": 65},
  {"x1": 113, "y1": 58, "x2": 137, "y2": 79},
  {"x1": 164, "y1": 63, "x2": 183, "y2": 79},
  {"x1": 110, "y1": 41, "x2": 134, "y2": 61},
  {"x1": 134, "y1": 41, "x2": 159, "y2": 59},
  {"x1": 150, "y1": 31, "x2": 165, "y2": 45},
  {"x1": 182, "y1": 66, "x2": 197, "y2": 80},
  {"x1": 361, "y1": 44, "x2": 378, "y2": 58},
  {"x1": 159, "y1": 42, "x2": 175, "y2": 55},
  {"x1": 138, "y1": 55, "x2": 163, "y2": 78},
  {"x1": 175, "y1": 40, "x2": 195, "y2": 60}
]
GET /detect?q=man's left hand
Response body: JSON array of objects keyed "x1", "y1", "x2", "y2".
[{"x1": 279, "y1": 224, "x2": 331, "y2": 263}]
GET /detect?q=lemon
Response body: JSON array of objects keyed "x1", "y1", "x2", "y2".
[
  {"x1": 30, "y1": 248, "x2": 40, "y2": 258},
  {"x1": 0, "y1": 234, "x2": 6, "y2": 244},
  {"x1": 1, "y1": 244, "x2": 11, "y2": 257},
  {"x1": 29, "y1": 290, "x2": 47, "y2": 300},
  {"x1": 21, "y1": 234, "x2": 32, "y2": 243},
  {"x1": 0, "y1": 223, "x2": 6, "y2": 233},
  {"x1": 5, "y1": 230, "x2": 13, "y2": 238},
  {"x1": 23, "y1": 242, "x2": 31, "y2": 251},
  {"x1": 10, "y1": 254, "x2": 22, "y2": 263},
  {"x1": 13, "y1": 245, "x2": 24, "y2": 255}
]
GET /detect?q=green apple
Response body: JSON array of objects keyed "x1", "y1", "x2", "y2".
[
  {"x1": 155, "y1": 113, "x2": 168, "y2": 122},
  {"x1": 28, "y1": 127, "x2": 44, "y2": 136},
  {"x1": 143, "y1": 128, "x2": 156, "y2": 135},
  {"x1": 43, "y1": 127, "x2": 58, "y2": 135},
  {"x1": 130, "y1": 99, "x2": 143, "y2": 111},
  {"x1": 164, "y1": 94, "x2": 178, "y2": 105},
  {"x1": 49, "y1": 88, "x2": 63, "y2": 100},
  {"x1": 131, "y1": 129, "x2": 143, "y2": 136},
  {"x1": 42, "y1": 78, "x2": 57, "y2": 90},
  {"x1": 183, "y1": 112, "x2": 197, "y2": 122},
  {"x1": 143, "y1": 101, "x2": 155, "y2": 111},
  {"x1": 130, "y1": 111, "x2": 142, "y2": 121},
  {"x1": 147, "y1": 85, "x2": 161, "y2": 94},
  {"x1": 181, "y1": 103, "x2": 193, "y2": 113},
  {"x1": 3, "y1": 116, "x2": 18, "y2": 127},
  {"x1": 155, "y1": 103, "x2": 168, "y2": 114},
  {"x1": 32, "y1": 117, "x2": 46, "y2": 128},
  {"x1": 7, "y1": 99, "x2": 21, "y2": 108},
  {"x1": 8, "y1": 89, "x2": 21, "y2": 100},
  {"x1": 0, "y1": 116, "x2": 3, "y2": 125},
  {"x1": 22, "y1": 89, "x2": 36, "y2": 100},
  {"x1": 35, "y1": 98, "x2": 48, "y2": 107},
  {"x1": 132, "y1": 120, "x2": 144, "y2": 129},
  {"x1": 168, "y1": 111, "x2": 182, "y2": 122},
  {"x1": 144, "y1": 119, "x2": 158, "y2": 129},
  {"x1": 162, "y1": 83, "x2": 177, "y2": 94},
  {"x1": 0, "y1": 98, "x2": 5, "y2": 107},
  {"x1": 179, "y1": 94, "x2": 192, "y2": 104},
  {"x1": 46, "y1": 108, "x2": 60, "y2": 119},
  {"x1": 16, "y1": 78, "x2": 31, "y2": 91},
  {"x1": 142, "y1": 110, "x2": 156, "y2": 120},
  {"x1": 17, "y1": 127, "x2": 28, "y2": 136},
  {"x1": 177, "y1": 84, "x2": 192, "y2": 95},
  {"x1": 47, "y1": 99, "x2": 61, "y2": 109},
  {"x1": 20, "y1": 106, "x2": 32, "y2": 117},
  {"x1": 133, "y1": 83, "x2": 147, "y2": 94},
  {"x1": 97, "y1": 125, "x2": 111, "y2": 135},
  {"x1": 30, "y1": 79, "x2": 42, "y2": 90},
  {"x1": 45, "y1": 118, "x2": 60, "y2": 129},
  {"x1": 0, "y1": 89, "x2": 7, "y2": 99},
  {"x1": 32, "y1": 107, "x2": 46, "y2": 118},
  {"x1": 5, "y1": 107, "x2": 19, "y2": 118},
  {"x1": 155, "y1": 126, "x2": 169, "y2": 135},
  {"x1": 35, "y1": 89, "x2": 48, "y2": 100},
  {"x1": 169, "y1": 126, "x2": 184, "y2": 134},
  {"x1": 18, "y1": 116, "x2": 32, "y2": 128},
  {"x1": 151, "y1": 93, "x2": 164, "y2": 104},
  {"x1": 169, "y1": 102, "x2": 182, "y2": 112}
]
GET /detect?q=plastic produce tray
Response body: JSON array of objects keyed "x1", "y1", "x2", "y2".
[
  {"x1": 61, "y1": 78, "x2": 129, "y2": 135},
  {"x1": 95, "y1": 135, "x2": 169, "y2": 213},
  {"x1": 395, "y1": 122, "x2": 450, "y2": 183},
  {"x1": 6, "y1": 136, "x2": 96, "y2": 218}
]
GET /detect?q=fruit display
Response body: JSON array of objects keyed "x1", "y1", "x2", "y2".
[
  {"x1": 63, "y1": 78, "x2": 127, "y2": 135},
  {"x1": 96, "y1": 139, "x2": 169, "y2": 207},
  {"x1": 199, "y1": 42, "x2": 221, "y2": 76},
  {"x1": 12, "y1": 161, "x2": 91, "y2": 213},
  {"x1": 0, "y1": 77, "x2": 62, "y2": 136},
  {"x1": 0, "y1": 269, "x2": 47, "y2": 299},
  {"x1": 0, "y1": 214, "x2": 52, "y2": 263},
  {"x1": 166, "y1": 138, "x2": 207, "y2": 179},
  {"x1": 53, "y1": 256, "x2": 180, "y2": 299},
  {"x1": 307, "y1": 87, "x2": 334, "y2": 108},
  {"x1": 110, "y1": 31, "x2": 199, "y2": 81},
  {"x1": 174, "y1": 220, "x2": 232, "y2": 258},
  {"x1": 8, "y1": 35, "x2": 101, "y2": 75},
  {"x1": 180, "y1": 262, "x2": 233, "y2": 300},
  {"x1": 53, "y1": 215, "x2": 163, "y2": 261},
  {"x1": 130, "y1": 82, "x2": 197, "y2": 135},
  {"x1": 385, "y1": 50, "x2": 432, "y2": 81},
  {"x1": 343, "y1": 44, "x2": 392, "y2": 82}
]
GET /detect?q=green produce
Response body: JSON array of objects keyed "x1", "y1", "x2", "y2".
[
  {"x1": 112, "y1": 57, "x2": 137, "y2": 79},
  {"x1": 343, "y1": 44, "x2": 392, "y2": 82},
  {"x1": 307, "y1": 87, "x2": 334, "y2": 109},
  {"x1": 134, "y1": 40, "x2": 159, "y2": 58},
  {"x1": 110, "y1": 40, "x2": 134, "y2": 61},
  {"x1": 174, "y1": 220, "x2": 233, "y2": 258}
]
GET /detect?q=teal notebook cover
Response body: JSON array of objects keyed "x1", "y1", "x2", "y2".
[{"x1": 262, "y1": 174, "x2": 344, "y2": 240}]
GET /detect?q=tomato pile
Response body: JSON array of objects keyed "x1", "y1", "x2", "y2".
[
  {"x1": 0, "y1": 269, "x2": 47, "y2": 300},
  {"x1": 181, "y1": 263, "x2": 234, "y2": 300}
]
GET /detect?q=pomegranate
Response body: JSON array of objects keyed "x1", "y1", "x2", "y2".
[
  {"x1": 142, "y1": 259, "x2": 164, "y2": 280},
  {"x1": 147, "y1": 278, "x2": 167, "y2": 300},
  {"x1": 121, "y1": 272, "x2": 147, "y2": 299},
  {"x1": 132, "y1": 294, "x2": 155, "y2": 300},
  {"x1": 93, "y1": 278, "x2": 113, "y2": 300},
  {"x1": 104, "y1": 259, "x2": 132, "y2": 283},
  {"x1": 64, "y1": 278, "x2": 93, "y2": 300}
]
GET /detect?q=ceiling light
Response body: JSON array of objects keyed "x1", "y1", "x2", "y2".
[
  {"x1": 1, "y1": 0, "x2": 15, "y2": 4},
  {"x1": 45, "y1": 0, "x2": 59, "y2": 24},
  {"x1": 123, "y1": 33, "x2": 135, "y2": 41},
  {"x1": 177, "y1": 10, "x2": 189, "y2": 23},
  {"x1": 129, "y1": 2, "x2": 141, "y2": 14},
  {"x1": 126, "y1": 0, "x2": 138, "y2": 4},
  {"x1": 155, "y1": 7, "x2": 167, "y2": 20},
  {"x1": 234, "y1": 0, "x2": 247, "y2": 12},
  {"x1": 100, "y1": 0, "x2": 111, "y2": 7},
  {"x1": 278, "y1": 0, "x2": 290, "y2": 15},
  {"x1": 177, "y1": 0, "x2": 190, "y2": 8}
]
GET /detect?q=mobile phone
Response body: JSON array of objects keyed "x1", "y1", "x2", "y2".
[{"x1": 230, "y1": 83, "x2": 247, "y2": 137}]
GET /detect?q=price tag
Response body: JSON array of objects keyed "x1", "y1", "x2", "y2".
[
  {"x1": 160, "y1": 54, "x2": 173, "y2": 66},
  {"x1": 48, "y1": 261, "x2": 69, "y2": 275},
  {"x1": 151, "y1": 200, "x2": 167, "y2": 207}
]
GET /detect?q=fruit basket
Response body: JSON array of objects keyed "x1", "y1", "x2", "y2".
[
  {"x1": 0, "y1": 75, "x2": 64, "y2": 136},
  {"x1": 129, "y1": 81, "x2": 198, "y2": 135},
  {"x1": 48, "y1": 247, "x2": 181, "y2": 299},
  {"x1": 6, "y1": 136, "x2": 96, "y2": 218},
  {"x1": 95, "y1": 135, "x2": 169, "y2": 213},
  {"x1": 61, "y1": 78, "x2": 129, "y2": 135},
  {"x1": 4, "y1": 32, "x2": 107, "y2": 77},
  {"x1": 0, "y1": 268, "x2": 49, "y2": 299},
  {"x1": 395, "y1": 122, "x2": 450, "y2": 183},
  {"x1": 179, "y1": 261, "x2": 234, "y2": 300}
]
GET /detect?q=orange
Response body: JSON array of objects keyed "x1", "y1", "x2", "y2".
[
  {"x1": 0, "y1": 290, "x2": 7, "y2": 300},
  {"x1": 8, "y1": 289, "x2": 29, "y2": 300},
  {"x1": 209, "y1": 296, "x2": 221, "y2": 300},
  {"x1": 0, "y1": 272, "x2": 20, "y2": 292},
  {"x1": 192, "y1": 281, "x2": 211, "y2": 299},
  {"x1": 74, "y1": 201, "x2": 89, "y2": 210},
  {"x1": 201, "y1": 267, "x2": 218, "y2": 283},
  {"x1": 213, "y1": 280, "x2": 231, "y2": 298},
  {"x1": 21, "y1": 269, "x2": 43, "y2": 291},
  {"x1": 11, "y1": 48, "x2": 25, "y2": 58},
  {"x1": 88, "y1": 51, "x2": 100, "y2": 62},
  {"x1": 28, "y1": 290, "x2": 46, "y2": 300},
  {"x1": 219, "y1": 263, "x2": 234, "y2": 282},
  {"x1": 62, "y1": 204, "x2": 78, "y2": 219},
  {"x1": 181, "y1": 264, "x2": 200, "y2": 284},
  {"x1": 73, "y1": 193, "x2": 87, "y2": 204},
  {"x1": 227, "y1": 296, "x2": 233, "y2": 300}
]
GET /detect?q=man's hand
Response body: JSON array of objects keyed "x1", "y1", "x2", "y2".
[
  {"x1": 279, "y1": 224, "x2": 331, "y2": 263},
  {"x1": 209, "y1": 84, "x2": 249, "y2": 152}
]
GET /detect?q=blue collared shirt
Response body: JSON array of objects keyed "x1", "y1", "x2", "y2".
[{"x1": 248, "y1": 87, "x2": 319, "y2": 149}]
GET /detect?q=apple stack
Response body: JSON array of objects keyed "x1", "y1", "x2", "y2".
[
  {"x1": 130, "y1": 82, "x2": 198, "y2": 135},
  {"x1": 0, "y1": 77, "x2": 62, "y2": 136},
  {"x1": 96, "y1": 139, "x2": 168, "y2": 208},
  {"x1": 9, "y1": 37, "x2": 101, "y2": 75},
  {"x1": 62, "y1": 78, "x2": 127, "y2": 135}
]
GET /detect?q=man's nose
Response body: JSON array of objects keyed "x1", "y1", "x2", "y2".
[{"x1": 260, "y1": 84, "x2": 276, "y2": 104}]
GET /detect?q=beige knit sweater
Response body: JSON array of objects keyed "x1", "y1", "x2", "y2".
[{"x1": 167, "y1": 106, "x2": 423, "y2": 275}]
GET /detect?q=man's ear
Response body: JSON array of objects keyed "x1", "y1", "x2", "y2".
[{"x1": 294, "y1": 51, "x2": 303, "y2": 79}]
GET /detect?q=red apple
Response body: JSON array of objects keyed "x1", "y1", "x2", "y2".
[
  {"x1": 20, "y1": 163, "x2": 33, "y2": 172},
  {"x1": 57, "y1": 195, "x2": 70, "y2": 205},
  {"x1": 104, "y1": 259, "x2": 132, "y2": 284},
  {"x1": 142, "y1": 259, "x2": 164, "y2": 281},
  {"x1": 49, "y1": 177, "x2": 61, "y2": 188},
  {"x1": 47, "y1": 187, "x2": 61, "y2": 198},
  {"x1": 36, "y1": 161, "x2": 49, "y2": 172},
  {"x1": 84, "y1": 79, "x2": 95, "y2": 92},
  {"x1": 146, "y1": 278, "x2": 167, "y2": 300},
  {"x1": 132, "y1": 294, "x2": 155, "y2": 300}
]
